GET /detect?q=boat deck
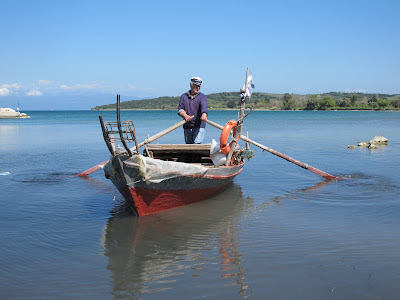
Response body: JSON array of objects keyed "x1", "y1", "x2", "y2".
[
  {"x1": 146, "y1": 144, "x2": 211, "y2": 153},
  {"x1": 144, "y1": 144, "x2": 214, "y2": 166}
]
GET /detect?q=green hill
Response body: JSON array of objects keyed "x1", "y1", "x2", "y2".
[{"x1": 91, "y1": 92, "x2": 400, "y2": 111}]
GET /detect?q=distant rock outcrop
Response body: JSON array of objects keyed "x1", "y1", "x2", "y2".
[
  {"x1": 357, "y1": 142, "x2": 369, "y2": 147},
  {"x1": 347, "y1": 135, "x2": 388, "y2": 149},
  {"x1": 369, "y1": 135, "x2": 388, "y2": 145}
]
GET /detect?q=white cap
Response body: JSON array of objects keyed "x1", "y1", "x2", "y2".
[{"x1": 190, "y1": 77, "x2": 203, "y2": 86}]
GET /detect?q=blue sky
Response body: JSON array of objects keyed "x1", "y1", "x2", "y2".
[{"x1": 1, "y1": 0, "x2": 399, "y2": 110}]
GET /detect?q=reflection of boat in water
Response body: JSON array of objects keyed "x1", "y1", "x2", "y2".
[
  {"x1": 260, "y1": 179, "x2": 338, "y2": 208},
  {"x1": 102, "y1": 183, "x2": 253, "y2": 298}
]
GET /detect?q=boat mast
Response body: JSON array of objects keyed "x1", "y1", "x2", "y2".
[{"x1": 225, "y1": 68, "x2": 249, "y2": 165}]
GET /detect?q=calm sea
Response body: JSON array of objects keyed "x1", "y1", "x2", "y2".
[{"x1": 1, "y1": 110, "x2": 399, "y2": 299}]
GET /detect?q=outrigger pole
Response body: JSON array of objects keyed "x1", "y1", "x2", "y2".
[
  {"x1": 207, "y1": 119, "x2": 341, "y2": 180},
  {"x1": 218, "y1": 67, "x2": 340, "y2": 179},
  {"x1": 77, "y1": 118, "x2": 188, "y2": 177}
]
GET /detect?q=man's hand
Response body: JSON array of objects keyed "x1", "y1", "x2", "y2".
[
  {"x1": 184, "y1": 115, "x2": 193, "y2": 122},
  {"x1": 201, "y1": 113, "x2": 207, "y2": 122},
  {"x1": 179, "y1": 110, "x2": 193, "y2": 121}
]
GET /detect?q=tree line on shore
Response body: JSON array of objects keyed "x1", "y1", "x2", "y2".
[{"x1": 92, "y1": 92, "x2": 400, "y2": 111}]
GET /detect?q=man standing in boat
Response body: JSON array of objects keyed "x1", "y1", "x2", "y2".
[{"x1": 178, "y1": 77, "x2": 208, "y2": 144}]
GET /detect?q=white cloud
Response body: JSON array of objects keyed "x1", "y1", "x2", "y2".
[
  {"x1": 38, "y1": 80, "x2": 52, "y2": 85},
  {"x1": 60, "y1": 83, "x2": 98, "y2": 90},
  {"x1": 4, "y1": 83, "x2": 21, "y2": 89},
  {"x1": 26, "y1": 90, "x2": 43, "y2": 96},
  {"x1": 0, "y1": 83, "x2": 22, "y2": 96},
  {"x1": 0, "y1": 87, "x2": 10, "y2": 96},
  {"x1": 0, "y1": 83, "x2": 21, "y2": 89}
]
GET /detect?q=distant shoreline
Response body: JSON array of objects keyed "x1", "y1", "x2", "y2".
[
  {"x1": 91, "y1": 108, "x2": 400, "y2": 112},
  {"x1": 91, "y1": 91, "x2": 400, "y2": 111}
]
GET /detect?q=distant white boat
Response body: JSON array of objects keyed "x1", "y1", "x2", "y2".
[{"x1": 0, "y1": 108, "x2": 30, "y2": 119}]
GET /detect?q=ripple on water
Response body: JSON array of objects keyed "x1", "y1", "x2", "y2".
[
  {"x1": 259, "y1": 172, "x2": 400, "y2": 211},
  {"x1": 11, "y1": 171, "x2": 78, "y2": 184}
]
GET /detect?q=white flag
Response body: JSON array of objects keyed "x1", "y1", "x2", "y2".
[{"x1": 243, "y1": 74, "x2": 255, "y2": 99}]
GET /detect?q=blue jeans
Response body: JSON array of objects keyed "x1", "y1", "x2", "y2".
[{"x1": 184, "y1": 128, "x2": 205, "y2": 144}]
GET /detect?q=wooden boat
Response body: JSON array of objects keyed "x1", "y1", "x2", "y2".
[
  {"x1": 90, "y1": 69, "x2": 339, "y2": 216},
  {"x1": 103, "y1": 143, "x2": 245, "y2": 216},
  {"x1": 99, "y1": 70, "x2": 254, "y2": 216}
]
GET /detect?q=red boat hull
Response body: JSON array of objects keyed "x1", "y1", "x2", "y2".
[
  {"x1": 105, "y1": 154, "x2": 244, "y2": 216},
  {"x1": 120, "y1": 184, "x2": 232, "y2": 216}
]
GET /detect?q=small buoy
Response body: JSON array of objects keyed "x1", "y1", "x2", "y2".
[{"x1": 347, "y1": 145, "x2": 357, "y2": 149}]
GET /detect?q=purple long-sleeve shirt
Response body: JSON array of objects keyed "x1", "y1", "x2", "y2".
[{"x1": 178, "y1": 91, "x2": 208, "y2": 129}]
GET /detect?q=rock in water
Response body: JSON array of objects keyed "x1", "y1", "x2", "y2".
[
  {"x1": 358, "y1": 142, "x2": 369, "y2": 147},
  {"x1": 369, "y1": 135, "x2": 388, "y2": 145}
]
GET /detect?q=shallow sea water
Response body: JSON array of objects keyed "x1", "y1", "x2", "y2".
[{"x1": 1, "y1": 110, "x2": 399, "y2": 299}]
